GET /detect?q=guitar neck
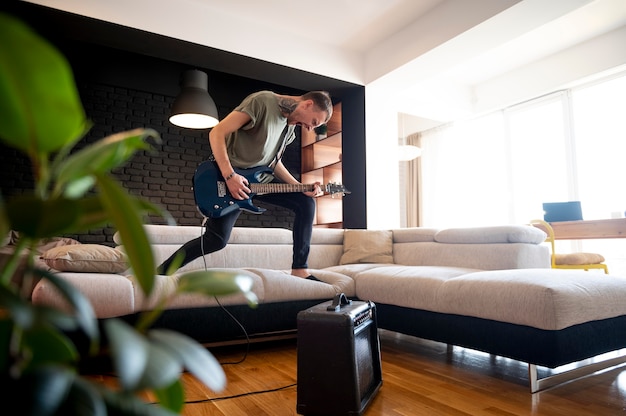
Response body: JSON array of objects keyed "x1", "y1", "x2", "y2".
[{"x1": 250, "y1": 183, "x2": 316, "y2": 194}]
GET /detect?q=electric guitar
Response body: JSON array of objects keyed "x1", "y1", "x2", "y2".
[{"x1": 193, "y1": 160, "x2": 350, "y2": 218}]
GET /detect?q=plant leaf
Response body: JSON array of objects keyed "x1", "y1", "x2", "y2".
[
  {"x1": 104, "y1": 319, "x2": 149, "y2": 392},
  {"x1": 5, "y1": 195, "x2": 81, "y2": 239},
  {"x1": 99, "y1": 387, "x2": 179, "y2": 416},
  {"x1": 55, "y1": 128, "x2": 160, "y2": 196},
  {"x1": 18, "y1": 365, "x2": 76, "y2": 416},
  {"x1": 136, "y1": 342, "x2": 182, "y2": 391},
  {"x1": 22, "y1": 326, "x2": 78, "y2": 368},
  {"x1": 152, "y1": 379, "x2": 185, "y2": 413},
  {"x1": 176, "y1": 270, "x2": 254, "y2": 297},
  {"x1": 0, "y1": 284, "x2": 35, "y2": 328},
  {"x1": 60, "y1": 377, "x2": 107, "y2": 416},
  {"x1": 33, "y1": 269, "x2": 99, "y2": 347},
  {"x1": 96, "y1": 175, "x2": 155, "y2": 295},
  {"x1": 70, "y1": 196, "x2": 110, "y2": 232},
  {"x1": 149, "y1": 329, "x2": 226, "y2": 393},
  {"x1": 0, "y1": 13, "x2": 87, "y2": 155}
]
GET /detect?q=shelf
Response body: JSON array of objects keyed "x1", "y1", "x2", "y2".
[
  {"x1": 316, "y1": 195, "x2": 344, "y2": 225},
  {"x1": 301, "y1": 132, "x2": 342, "y2": 172},
  {"x1": 302, "y1": 101, "x2": 343, "y2": 228}
]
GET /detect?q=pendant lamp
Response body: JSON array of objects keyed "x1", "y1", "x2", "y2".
[{"x1": 169, "y1": 69, "x2": 219, "y2": 129}]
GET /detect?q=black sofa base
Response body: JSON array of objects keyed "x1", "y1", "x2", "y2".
[{"x1": 375, "y1": 303, "x2": 626, "y2": 369}]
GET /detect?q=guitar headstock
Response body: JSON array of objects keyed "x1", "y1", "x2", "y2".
[{"x1": 324, "y1": 182, "x2": 350, "y2": 196}]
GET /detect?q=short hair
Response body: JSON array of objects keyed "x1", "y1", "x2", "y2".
[{"x1": 302, "y1": 91, "x2": 333, "y2": 123}]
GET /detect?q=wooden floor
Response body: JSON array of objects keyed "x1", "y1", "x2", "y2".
[{"x1": 90, "y1": 329, "x2": 626, "y2": 415}]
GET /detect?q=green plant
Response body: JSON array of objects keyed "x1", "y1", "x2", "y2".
[{"x1": 0, "y1": 12, "x2": 257, "y2": 415}]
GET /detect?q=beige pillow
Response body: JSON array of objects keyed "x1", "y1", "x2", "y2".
[
  {"x1": 42, "y1": 244, "x2": 128, "y2": 273},
  {"x1": 339, "y1": 230, "x2": 393, "y2": 265}
]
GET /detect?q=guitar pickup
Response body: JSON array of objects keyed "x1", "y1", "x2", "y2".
[{"x1": 217, "y1": 181, "x2": 227, "y2": 197}]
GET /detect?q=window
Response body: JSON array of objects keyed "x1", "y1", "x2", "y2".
[
  {"x1": 419, "y1": 71, "x2": 626, "y2": 228},
  {"x1": 418, "y1": 71, "x2": 626, "y2": 274}
]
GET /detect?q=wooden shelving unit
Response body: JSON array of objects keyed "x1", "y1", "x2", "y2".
[{"x1": 301, "y1": 102, "x2": 344, "y2": 228}]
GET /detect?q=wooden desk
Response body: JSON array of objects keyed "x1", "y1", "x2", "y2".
[{"x1": 535, "y1": 218, "x2": 626, "y2": 240}]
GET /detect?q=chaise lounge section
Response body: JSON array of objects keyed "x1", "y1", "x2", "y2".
[{"x1": 31, "y1": 224, "x2": 626, "y2": 392}]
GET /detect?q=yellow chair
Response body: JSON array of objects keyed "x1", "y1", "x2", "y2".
[{"x1": 530, "y1": 219, "x2": 608, "y2": 274}]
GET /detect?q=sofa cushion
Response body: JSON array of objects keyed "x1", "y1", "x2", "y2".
[
  {"x1": 434, "y1": 225, "x2": 546, "y2": 244},
  {"x1": 391, "y1": 228, "x2": 438, "y2": 243},
  {"x1": 353, "y1": 265, "x2": 480, "y2": 310},
  {"x1": 436, "y1": 269, "x2": 626, "y2": 330},
  {"x1": 339, "y1": 230, "x2": 393, "y2": 265},
  {"x1": 41, "y1": 244, "x2": 128, "y2": 273}
]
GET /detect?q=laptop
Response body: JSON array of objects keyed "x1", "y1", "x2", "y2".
[{"x1": 542, "y1": 201, "x2": 583, "y2": 222}]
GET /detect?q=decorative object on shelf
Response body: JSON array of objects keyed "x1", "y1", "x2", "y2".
[
  {"x1": 314, "y1": 124, "x2": 328, "y2": 141},
  {"x1": 169, "y1": 69, "x2": 219, "y2": 129}
]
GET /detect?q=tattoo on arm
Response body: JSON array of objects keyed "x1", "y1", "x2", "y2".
[{"x1": 278, "y1": 97, "x2": 297, "y2": 114}]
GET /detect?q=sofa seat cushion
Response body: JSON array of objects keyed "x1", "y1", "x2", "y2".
[
  {"x1": 133, "y1": 268, "x2": 265, "y2": 312},
  {"x1": 436, "y1": 269, "x2": 626, "y2": 330},
  {"x1": 245, "y1": 268, "x2": 356, "y2": 302},
  {"x1": 353, "y1": 265, "x2": 481, "y2": 311},
  {"x1": 324, "y1": 263, "x2": 393, "y2": 279},
  {"x1": 31, "y1": 272, "x2": 136, "y2": 318}
]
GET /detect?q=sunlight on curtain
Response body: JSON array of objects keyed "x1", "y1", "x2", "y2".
[{"x1": 420, "y1": 113, "x2": 507, "y2": 227}]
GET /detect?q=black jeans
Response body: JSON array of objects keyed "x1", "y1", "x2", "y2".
[{"x1": 157, "y1": 192, "x2": 316, "y2": 274}]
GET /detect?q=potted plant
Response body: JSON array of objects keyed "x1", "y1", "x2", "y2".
[{"x1": 0, "y1": 12, "x2": 257, "y2": 415}]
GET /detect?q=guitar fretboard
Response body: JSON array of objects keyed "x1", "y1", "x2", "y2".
[{"x1": 250, "y1": 183, "x2": 316, "y2": 194}]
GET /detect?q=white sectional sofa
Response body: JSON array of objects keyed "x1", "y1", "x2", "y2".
[{"x1": 31, "y1": 224, "x2": 626, "y2": 392}]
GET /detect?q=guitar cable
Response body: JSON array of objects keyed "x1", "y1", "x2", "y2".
[{"x1": 199, "y1": 216, "x2": 251, "y2": 365}]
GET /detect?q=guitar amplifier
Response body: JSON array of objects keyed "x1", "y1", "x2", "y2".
[{"x1": 296, "y1": 294, "x2": 382, "y2": 416}]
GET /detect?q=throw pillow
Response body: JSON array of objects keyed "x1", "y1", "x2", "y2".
[
  {"x1": 41, "y1": 244, "x2": 128, "y2": 273},
  {"x1": 339, "y1": 230, "x2": 393, "y2": 265}
]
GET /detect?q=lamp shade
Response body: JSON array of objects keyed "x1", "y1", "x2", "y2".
[{"x1": 169, "y1": 70, "x2": 219, "y2": 129}]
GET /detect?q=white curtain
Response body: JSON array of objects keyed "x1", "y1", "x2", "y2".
[
  {"x1": 418, "y1": 112, "x2": 509, "y2": 228},
  {"x1": 405, "y1": 133, "x2": 421, "y2": 227}
]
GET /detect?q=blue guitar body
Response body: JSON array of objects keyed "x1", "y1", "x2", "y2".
[
  {"x1": 193, "y1": 161, "x2": 271, "y2": 218},
  {"x1": 192, "y1": 160, "x2": 350, "y2": 218}
]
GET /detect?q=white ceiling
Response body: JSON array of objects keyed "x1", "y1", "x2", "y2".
[
  {"x1": 29, "y1": 0, "x2": 626, "y2": 127},
  {"x1": 167, "y1": 0, "x2": 626, "y2": 126}
]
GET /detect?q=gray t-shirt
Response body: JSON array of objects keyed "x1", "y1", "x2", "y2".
[{"x1": 226, "y1": 91, "x2": 296, "y2": 177}]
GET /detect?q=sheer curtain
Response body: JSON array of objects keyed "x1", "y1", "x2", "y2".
[
  {"x1": 418, "y1": 112, "x2": 508, "y2": 228},
  {"x1": 404, "y1": 133, "x2": 421, "y2": 227}
]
